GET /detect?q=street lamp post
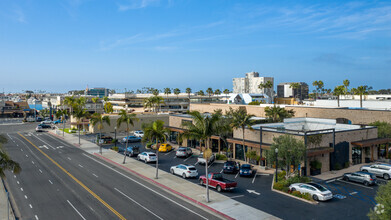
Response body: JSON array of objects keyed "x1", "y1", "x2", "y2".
[
  {"x1": 114, "y1": 126, "x2": 117, "y2": 148},
  {"x1": 275, "y1": 148, "x2": 278, "y2": 182}
]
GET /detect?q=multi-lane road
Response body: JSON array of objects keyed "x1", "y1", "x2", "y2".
[{"x1": 2, "y1": 124, "x2": 220, "y2": 220}]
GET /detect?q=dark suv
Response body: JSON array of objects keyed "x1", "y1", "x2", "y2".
[
  {"x1": 125, "y1": 146, "x2": 140, "y2": 157},
  {"x1": 223, "y1": 161, "x2": 240, "y2": 174}
]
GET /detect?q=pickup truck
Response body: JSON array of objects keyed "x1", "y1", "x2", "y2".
[{"x1": 199, "y1": 173, "x2": 237, "y2": 192}]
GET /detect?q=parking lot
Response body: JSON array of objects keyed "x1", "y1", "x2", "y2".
[{"x1": 80, "y1": 132, "x2": 383, "y2": 219}]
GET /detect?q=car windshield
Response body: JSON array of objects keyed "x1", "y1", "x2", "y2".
[
  {"x1": 308, "y1": 183, "x2": 328, "y2": 192},
  {"x1": 198, "y1": 154, "x2": 203, "y2": 158},
  {"x1": 225, "y1": 161, "x2": 234, "y2": 165},
  {"x1": 178, "y1": 148, "x2": 186, "y2": 151},
  {"x1": 242, "y1": 165, "x2": 251, "y2": 169}
]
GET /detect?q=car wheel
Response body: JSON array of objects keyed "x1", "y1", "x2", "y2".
[
  {"x1": 384, "y1": 174, "x2": 390, "y2": 180},
  {"x1": 291, "y1": 187, "x2": 296, "y2": 191},
  {"x1": 144, "y1": 159, "x2": 147, "y2": 163},
  {"x1": 343, "y1": 176, "x2": 349, "y2": 181},
  {"x1": 364, "y1": 181, "x2": 369, "y2": 186},
  {"x1": 313, "y1": 195, "x2": 319, "y2": 201},
  {"x1": 137, "y1": 156, "x2": 140, "y2": 161},
  {"x1": 362, "y1": 169, "x2": 368, "y2": 173},
  {"x1": 199, "y1": 179, "x2": 204, "y2": 186},
  {"x1": 216, "y1": 185, "x2": 222, "y2": 192},
  {"x1": 182, "y1": 173, "x2": 186, "y2": 179},
  {"x1": 170, "y1": 169, "x2": 174, "y2": 174}
]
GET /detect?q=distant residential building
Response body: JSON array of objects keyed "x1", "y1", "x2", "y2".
[
  {"x1": 85, "y1": 87, "x2": 109, "y2": 98},
  {"x1": 277, "y1": 82, "x2": 309, "y2": 100},
  {"x1": 232, "y1": 72, "x2": 274, "y2": 95},
  {"x1": 228, "y1": 93, "x2": 269, "y2": 105}
]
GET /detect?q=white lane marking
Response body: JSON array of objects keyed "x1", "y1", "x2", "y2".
[
  {"x1": 252, "y1": 172, "x2": 257, "y2": 184},
  {"x1": 326, "y1": 179, "x2": 337, "y2": 183},
  {"x1": 115, "y1": 188, "x2": 163, "y2": 220},
  {"x1": 247, "y1": 189, "x2": 261, "y2": 195},
  {"x1": 207, "y1": 162, "x2": 214, "y2": 168},
  {"x1": 29, "y1": 204, "x2": 32, "y2": 208},
  {"x1": 21, "y1": 149, "x2": 23, "y2": 151},
  {"x1": 21, "y1": 188, "x2": 23, "y2": 191},
  {"x1": 92, "y1": 173, "x2": 98, "y2": 178},
  {"x1": 67, "y1": 157, "x2": 72, "y2": 160},
  {"x1": 350, "y1": 191, "x2": 358, "y2": 195},
  {"x1": 25, "y1": 195, "x2": 28, "y2": 199},
  {"x1": 235, "y1": 172, "x2": 239, "y2": 178},
  {"x1": 183, "y1": 155, "x2": 192, "y2": 162},
  {"x1": 30, "y1": 134, "x2": 56, "y2": 149},
  {"x1": 35, "y1": 215, "x2": 39, "y2": 220},
  {"x1": 193, "y1": 161, "x2": 199, "y2": 166},
  {"x1": 26, "y1": 154, "x2": 29, "y2": 158},
  {"x1": 17, "y1": 181, "x2": 20, "y2": 184},
  {"x1": 39, "y1": 169, "x2": 43, "y2": 173},
  {"x1": 78, "y1": 164, "x2": 83, "y2": 168},
  {"x1": 229, "y1": 195, "x2": 244, "y2": 199},
  {"x1": 49, "y1": 180, "x2": 53, "y2": 184},
  {"x1": 220, "y1": 169, "x2": 223, "y2": 173},
  {"x1": 336, "y1": 179, "x2": 374, "y2": 189},
  {"x1": 32, "y1": 161, "x2": 35, "y2": 164},
  {"x1": 67, "y1": 200, "x2": 86, "y2": 220},
  {"x1": 258, "y1": 173, "x2": 270, "y2": 176},
  {"x1": 16, "y1": 144, "x2": 19, "y2": 146},
  {"x1": 14, "y1": 175, "x2": 16, "y2": 178},
  {"x1": 83, "y1": 153, "x2": 208, "y2": 220}
]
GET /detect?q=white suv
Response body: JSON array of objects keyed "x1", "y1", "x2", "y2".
[
  {"x1": 137, "y1": 152, "x2": 157, "y2": 163},
  {"x1": 134, "y1": 130, "x2": 144, "y2": 138},
  {"x1": 361, "y1": 164, "x2": 391, "y2": 180},
  {"x1": 170, "y1": 164, "x2": 198, "y2": 178}
]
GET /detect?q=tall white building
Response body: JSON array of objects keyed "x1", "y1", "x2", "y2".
[{"x1": 232, "y1": 72, "x2": 274, "y2": 102}]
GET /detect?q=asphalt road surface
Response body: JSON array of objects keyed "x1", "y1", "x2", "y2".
[{"x1": 1, "y1": 125, "x2": 221, "y2": 220}]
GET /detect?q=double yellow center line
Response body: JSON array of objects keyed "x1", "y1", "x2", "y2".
[{"x1": 18, "y1": 133, "x2": 126, "y2": 220}]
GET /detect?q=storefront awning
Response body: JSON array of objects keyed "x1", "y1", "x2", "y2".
[
  {"x1": 226, "y1": 138, "x2": 270, "y2": 150},
  {"x1": 307, "y1": 147, "x2": 334, "y2": 157},
  {"x1": 351, "y1": 138, "x2": 391, "y2": 147}
]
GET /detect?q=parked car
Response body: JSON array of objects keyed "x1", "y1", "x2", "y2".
[
  {"x1": 197, "y1": 153, "x2": 215, "y2": 165},
  {"x1": 134, "y1": 130, "x2": 144, "y2": 138},
  {"x1": 158, "y1": 144, "x2": 172, "y2": 153},
  {"x1": 35, "y1": 125, "x2": 43, "y2": 132},
  {"x1": 137, "y1": 152, "x2": 157, "y2": 163},
  {"x1": 289, "y1": 183, "x2": 333, "y2": 201},
  {"x1": 343, "y1": 171, "x2": 377, "y2": 186},
  {"x1": 53, "y1": 119, "x2": 63, "y2": 124},
  {"x1": 239, "y1": 164, "x2": 255, "y2": 177},
  {"x1": 223, "y1": 161, "x2": 240, "y2": 174},
  {"x1": 360, "y1": 164, "x2": 391, "y2": 180},
  {"x1": 99, "y1": 136, "x2": 113, "y2": 144},
  {"x1": 122, "y1": 136, "x2": 141, "y2": 143},
  {"x1": 170, "y1": 164, "x2": 198, "y2": 178},
  {"x1": 176, "y1": 147, "x2": 193, "y2": 158},
  {"x1": 125, "y1": 146, "x2": 140, "y2": 157},
  {"x1": 36, "y1": 117, "x2": 42, "y2": 122},
  {"x1": 39, "y1": 124, "x2": 51, "y2": 129},
  {"x1": 41, "y1": 120, "x2": 53, "y2": 125},
  {"x1": 199, "y1": 173, "x2": 237, "y2": 192}
]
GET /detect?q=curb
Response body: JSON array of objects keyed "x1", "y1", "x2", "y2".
[
  {"x1": 270, "y1": 174, "x2": 318, "y2": 205},
  {"x1": 93, "y1": 153, "x2": 235, "y2": 220}
]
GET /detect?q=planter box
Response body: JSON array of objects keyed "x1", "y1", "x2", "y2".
[
  {"x1": 310, "y1": 169, "x2": 321, "y2": 176},
  {"x1": 249, "y1": 159, "x2": 258, "y2": 165}
]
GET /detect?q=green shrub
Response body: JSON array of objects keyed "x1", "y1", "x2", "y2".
[
  {"x1": 111, "y1": 146, "x2": 119, "y2": 152},
  {"x1": 281, "y1": 187, "x2": 290, "y2": 193},
  {"x1": 344, "y1": 162, "x2": 350, "y2": 168},
  {"x1": 301, "y1": 193, "x2": 312, "y2": 201},
  {"x1": 273, "y1": 182, "x2": 284, "y2": 191},
  {"x1": 145, "y1": 142, "x2": 153, "y2": 149},
  {"x1": 291, "y1": 191, "x2": 302, "y2": 197},
  {"x1": 279, "y1": 180, "x2": 289, "y2": 187},
  {"x1": 310, "y1": 160, "x2": 322, "y2": 170},
  {"x1": 334, "y1": 162, "x2": 342, "y2": 170},
  {"x1": 278, "y1": 171, "x2": 286, "y2": 180},
  {"x1": 216, "y1": 154, "x2": 228, "y2": 161}
]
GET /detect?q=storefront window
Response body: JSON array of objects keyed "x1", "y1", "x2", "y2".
[
  {"x1": 352, "y1": 147, "x2": 362, "y2": 165},
  {"x1": 235, "y1": 144, "x2": 247, "y2": 161}
]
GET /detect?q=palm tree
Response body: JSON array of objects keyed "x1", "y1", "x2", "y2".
[
  {"x1": 333, "y1": 85, "x2": 345, "y2": 107},
  {"x1": 104, "y1": 102, "x2": 113, "y2": 114},
  {"x1": 91, "y1": 97, "x2": 100, "y2": 113},
  {"x1": 223, "y1": 89, "x2": 230, "y2": 95},
  {"x1": 55, "y1": 109, "x2": 68, "y2": 137},
  {"x1": 150, "y1": 96, "x2": 164, "y2": 113},
  {"x1": 214, "y1": 89, "x2": 221, "y2": 96},
  {"x1": 182, "y1": 111, "x2": 220, "y2": 203},
  {"x1": 142, "y1": 120, "x2": 169, "y2": 179},
  {"x1": 72, "y1": 105, "x2": 89, "y2": 145},
  {"x1": 164, "y1": 88, "x2": 171, "y2": 98},
  {"x1": 90, "y1": 113, "x2": 111, "y2": 154},
  {"x1": 197, "y1": 90, "x2": 205, "y2": 96},
  {"x1": 152, "y1": 89, "x2": 159, "y2": 96},
  {"x1": 173, "y1": 88, "x2": 180, "y2": 98},
  {"x1": 227, "y1": 108, "x2": 255, "y2": 162},
  {"x1": 0, "y1": 135, "x2": 21, "y2": 177},
  {"x1": 353, "y1": 85, "x2": 371, "y2": 108},
  {"x1": 186, "y1": 88, "x2": 192, "y2": 100},
  {"x1": 343, "y1": 79, "x2": 350, "y2": 98},
  {"x1": 312, "y1": 80, "x2": 324, "y2": 100},
  {"x1": 206, "y1": 88, "x2": 213, "y2": 97},
  {"x1": 213, "y1": 110, "x2": 233, "y2": 154},
  {"x1": 289, "y1": 83, "x2": 301, "y2": 100},
  {"x1": 258, "y1": 81, "x2": 273, "y2": 103},
  {"x1": 64, "y1": 96, "x2": 76, "y2": 115},
  {"x1": 117, "y1": 110, "x2": 139, "y2": 164},
  {"x1": 76, "y1": 97, "x2": 87, "y2": 107},
  {"x1": 264, "y1": 105, "x2": 295, "y2": 122},
  {"x1": 143, "y1": 97, "x2": 153, "y2": 112}
]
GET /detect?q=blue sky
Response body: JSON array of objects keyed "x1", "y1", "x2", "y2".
[{"x1": 1, "y1": 0, "x2": 390, "y2": 93}]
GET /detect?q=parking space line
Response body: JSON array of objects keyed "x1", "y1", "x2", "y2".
[
  {"x1": 229, "y1": 195, "x2": 244, "y2": 199},
  {"x1": 252, "y1": 173, "x2": 257, "y2": 184},
  {"x1": 220, "y1": 169, "x2": 223, "y2": 173},
  {"x1": 25, "y1": 195, "x2": 28, "y2": 199},
  {"x1": 336, "y1": 179, "x2": 374, "y2": 190},
  {"x1": 67, "y1": 200, "x2": 86, "y2": 220},
  {"x1": 235, "y1": 172, "x2": 239, "y2": 178},
  {"x1": 184, "y1": 156, "x2": 192, "y2": 162}
]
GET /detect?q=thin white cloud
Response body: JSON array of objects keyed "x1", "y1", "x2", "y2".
[
  {"x1": 118, "y1": 0, "x2": 161, "y2": 11},
  {"x1": 13, "y1": 8, "x2": 26, "y2": 23}
]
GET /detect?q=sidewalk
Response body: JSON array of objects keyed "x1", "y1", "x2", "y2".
[
  {"x1": 50, "y1": 129, "x2": 279, "y2": 220},
  {"x1": 312, "y1": 163, "x2": 371, "y2": 181},
  {"x1": 0, "y1": 179, "x2": 15, "y2": 220}
]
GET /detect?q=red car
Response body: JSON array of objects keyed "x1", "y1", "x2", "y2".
[{"x1": 199, "y1": 173, "x2": 237, "y2": 192}]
